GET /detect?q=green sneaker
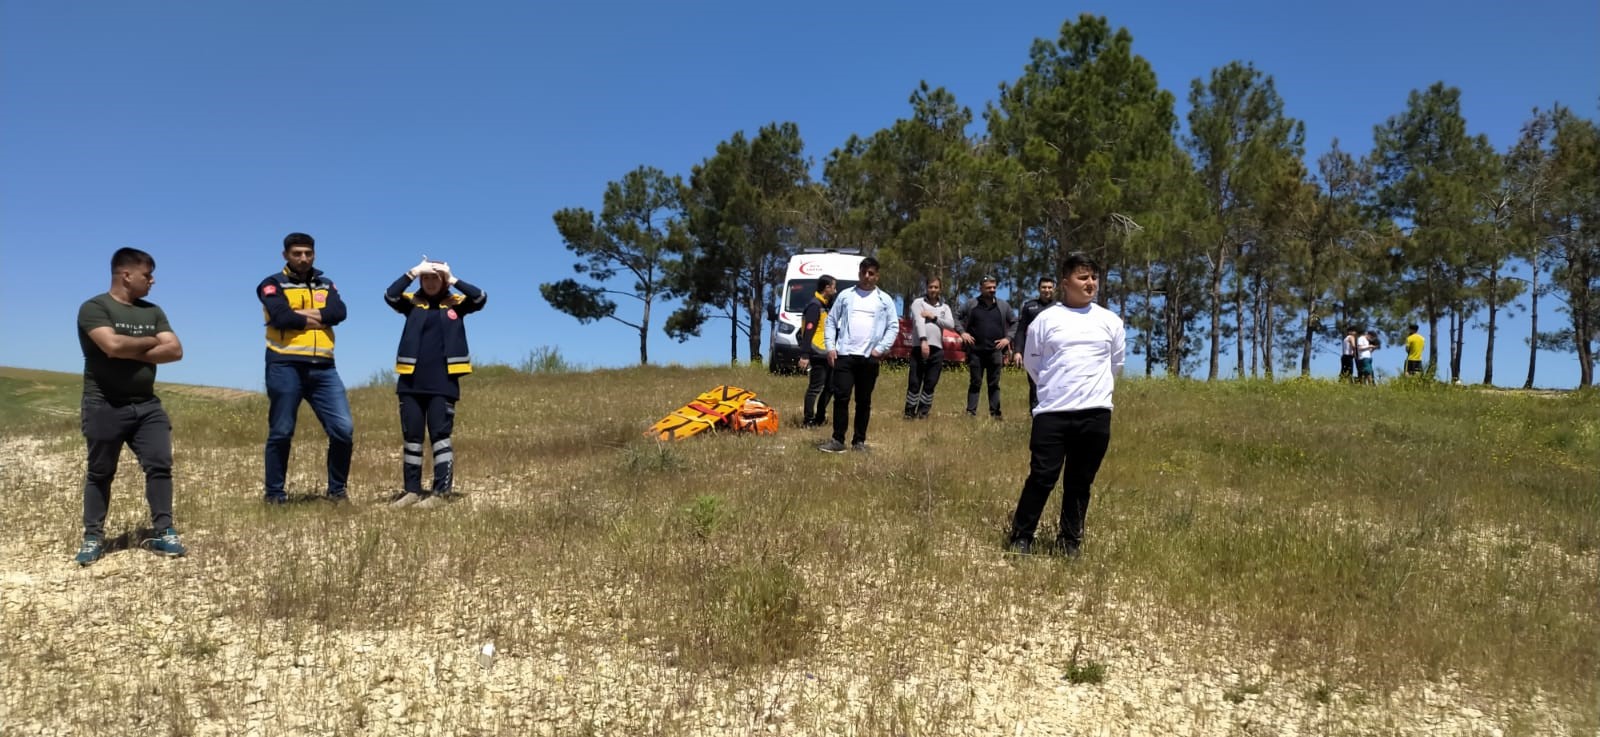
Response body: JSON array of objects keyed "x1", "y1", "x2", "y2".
[
  {"x1": 144, "y1": 528, "x2": 187, "y2": 558},
  {"x1": 74, "y1": 536, "x2": 105, "y2": 566}
]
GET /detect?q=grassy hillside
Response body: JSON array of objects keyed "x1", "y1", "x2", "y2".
[{"x1": 1, "y1": 363, "x2": 1595, "y2": 735}]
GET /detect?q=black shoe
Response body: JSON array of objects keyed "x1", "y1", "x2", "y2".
[
  {"x1": 1054, "y1": 539, "x2": 1081, "y2": 559},
  {"x1": 1006, "y1": 539, "x2": 1033, "y2": 555},
  {"x1": 850, "y1": 441, "x2": 869, "y2": 452},
  {"x1": 263, "y1": 495, "x2": 288, "y2": 505},
  {"x1": 966, "y1": 410, "x2": 978, "y2": 417},
  {"x1": 991, "y1": 413, "x2": 1004, "y2": 421},
  {"x1": 817, "y1": 439, "x2": 847, "y2": 454}
]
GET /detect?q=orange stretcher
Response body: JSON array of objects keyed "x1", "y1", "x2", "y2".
[{"x1": 646, "y1": 385, "x2": 778, "y2": 441}]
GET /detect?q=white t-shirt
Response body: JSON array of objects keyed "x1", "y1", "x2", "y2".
[
  {"x1": 1342, "y1": 335, "x2": 1357, "y2": 357},
  {"x1": 838, "y1": 288, "x2": 879, "y2": 356},
  {"x1": 1357, "y1": 335, "x2": 1373, "y2": 360},
  {"x1": 1022, "y1": 302, "x2": 1126, "y2": 414}
]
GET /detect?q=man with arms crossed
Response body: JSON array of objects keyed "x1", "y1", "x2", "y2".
[
  {"x1": 74, "y1": 248, "x2": 187, "y2": 565},
  {"x1": 1008, "y1": 252, "x2": 1125, "y2": 558},
  {"x1": 819, "y1": 257, "x2": 898, "y2": 453},
  {"x1": 258, "y1": 232, "x2": 353, "y2": 503}
]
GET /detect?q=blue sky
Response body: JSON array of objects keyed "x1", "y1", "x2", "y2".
[{"x1": 3, "y1": 0, "x2": 1596, "y2": 390}]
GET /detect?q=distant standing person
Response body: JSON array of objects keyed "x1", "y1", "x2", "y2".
[
  {"x1": 797, "y1": 275, "x2": 838, "y2": 427},
  {"x1": 904, "y1": 276, "x2": 955, "y2": 419},
  {"x1": 1355, "y1": 330, "x2": 1376, "y2": 385},
  {"x1": 819, "y1": 257, "x2": 898, "y2": 453},
  {"x1": 1404, "y1": 324, "x2": 1424, "y2": 376},
  {"x1": 956, "y1": 276, "x2": 1016, "y2": 419},
  {"x1": 1008, "y1": 252, "x2": 1125, "y2": 558},
  {"x1": 258, "y1": 232, "x2": 353, "y2": 503},
  {"x1": 1340, "y1": 328, "x2": 1358, "y2": 382},
  {"x1": 1010, "y1": 277, "x2": 1056, "y2": 410},
  {"x1": 384, "y1": 258, "x2": 488, "y2": 508},
  {"x1": 74, "y1": 248, "x2": 188, "y2": 566}
]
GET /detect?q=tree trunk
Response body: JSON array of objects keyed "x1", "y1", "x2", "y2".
[
  {"x1": 1207, "y1": 245, "x2": 1224, "y2": 381},
  {"x1": 1448, "y1": 307, "x2": 1465, "y2": 383},
  {"x1": 1524, "y1": 249, "x2": 1539, "y2": 389},
  {"x1": 1168, "y1": 272, "x2": 1186, "y2": 377},
  {"x1": 1234, "y1": 267, "x2": 1247, "y2": 380},
  {"x1": 1262, "y1": 282, "x2": 1275, "y2": 380},
  {"x1": 640, "y1": 299, "x2": 652, "y2": 365},
  {"x1": 1300, "y1": 298, "x2": 1316, "y2": 378},
  {"x1": 1143, "y1": 263, "x2": 1155, "y2": 378},
  {"x1": 1482, "y1": 266, "x2": 1498, "y2": 385}
]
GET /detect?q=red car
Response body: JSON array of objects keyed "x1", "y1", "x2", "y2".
[{"x1": 887, "y1": 318, "x2": 968, "y2": 364}]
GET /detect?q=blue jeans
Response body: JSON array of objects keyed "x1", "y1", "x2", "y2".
[{"x1": 264, "y1": 361, "x2": 354, "y2": 499}]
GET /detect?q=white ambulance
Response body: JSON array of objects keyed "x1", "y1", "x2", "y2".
[{"x1": 766, "y1": 249, "x2": 864, "y2": 373}]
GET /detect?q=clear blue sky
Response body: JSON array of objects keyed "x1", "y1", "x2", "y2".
[{"x1": 3, "y1": 1, "x2": 1595, "y2": 390}]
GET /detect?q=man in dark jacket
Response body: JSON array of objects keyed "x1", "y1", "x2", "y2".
[
  {"x1": 258, "y1": 232, "x2": 352, "y2": 503},
  {"x1": 1010, "y1": 277, "x2": 1056, "y2": 410},
  {"x1": 956, "y1": 276, "x2": 1016, "y2": 419},
  {"x1": 384, "y1": 258, "x2": 488, "y2": 508},
  {"x1": 797, "y1": 275, "x2": 837, "y2": 427}
]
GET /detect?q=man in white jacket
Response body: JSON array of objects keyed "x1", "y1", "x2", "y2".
[
  {"x1": 1008, "y1": 252, "x2": 1126, "y2": 557},
  {"x1": 903, "y1": 277, "x2": 955, "y2": 419},
  {"x1": 820, "y1": 257, "x2": 899, "y2": 453}
]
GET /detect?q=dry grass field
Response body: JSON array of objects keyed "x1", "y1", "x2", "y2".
[{"x1": 0, "y1": 363, "x2": 1595, "y2": 736}]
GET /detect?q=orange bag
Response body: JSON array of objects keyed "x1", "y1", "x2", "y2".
[{"x1": 729, "y1": 399, "x2": 779, "y2": 435}]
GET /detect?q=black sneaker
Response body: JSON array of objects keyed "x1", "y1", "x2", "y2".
[
  {"x1": 1054, "y1": 540, "x2": 1082, "y2": 559},
  {"x1": 263, "y1": 494, "x2": 288, "y2": 505},
  {"x1": 817, "y1": 439, "x2": 847, "y2": 454},
  {"x1": 850, "y1": 441, "x2": 869, "y2": 452},
  {"x1": 1006, "y1": 539, "x2": 1033, "y2": 556}
]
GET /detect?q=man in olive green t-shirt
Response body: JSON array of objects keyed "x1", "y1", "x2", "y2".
[{"x1": 73, "y1": 248, "x2": 188, "y2": 566}]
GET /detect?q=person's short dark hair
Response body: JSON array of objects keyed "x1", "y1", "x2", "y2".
[
  {"x1": 111, "y1": 247, "x2": 154, "y2": 273},
  {"x1": 283, "y1": 232, "x2": 315, "y2": 250},
  {"x1": 1039, "y1": 277, "x2": 1056, "y2": 287},
  {"x1": 859, "y1": 257, "x2": 879, "y2": 273},
  {"x1": 1408, "y1": 323, "x2": 1419, "y2": 333},
  {"x1": 1061, "y1": 251, "x2": 1100, "y2": 277},
  {"x1": 818, "y1": 274, "x2": 836, "y2": 291}
]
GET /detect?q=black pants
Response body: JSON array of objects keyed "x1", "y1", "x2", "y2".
[
  {"x1": 400, "y1": 393, "x2": 456, "y2": 494},
  {"x1": 966, "y1": 348, "x2": 1003, "y2": 416},
  {"x1": 904, "y1": 347, "x2": 943, "y2": 417},
  {"x1": 831, "y1": 354, "x2": 880, "y2": 444},
  {"x1": 81, "y1": 397, "x2": 173, "y2": 538},
  {"x1": 1026, "y1": 376, "x2": 1039, "y2": 410},
  {"x1": 1406, "y1": 359, "x2": 1422, "y2": 375},
  {"x1": 803, "y1": 357, "x2": 833, "y2": 426},
  {"x1": 1339, "y1": 355, "x2": 1355, "y2": 380},
  {"x1": 1009, "y1": 408, "x2": 1112, "y2": 546}
]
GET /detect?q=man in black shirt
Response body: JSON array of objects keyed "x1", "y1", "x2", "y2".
[
  {"x1": 1010, "y1": 277, "x2": 1056, "y2": 410},
  {"x1": 74, "y1": 247, "x2": 187, "y2": 565},
  {"x1": 956, "y1": 276, "x2": 1016, "y2": 419}
]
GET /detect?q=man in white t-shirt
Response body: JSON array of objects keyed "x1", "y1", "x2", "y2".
[
  {"x1": 819, "y1": 257, "x2": 899, "y2": 453},
  {"x1": 1008, "y1": 252, "x2": 1126, "y2": 557}
]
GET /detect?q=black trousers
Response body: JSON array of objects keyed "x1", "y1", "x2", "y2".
[
  {"x1": 1009, "y1": 408, "x2": 1112, "y2": 546},
  {"x1": 966, "y1": 348, "x2": 1004, "y2": 416},
  {"x1": 803, "y1": 357, "x2": 833, "y2": 425},
  {"x1": 904, "y1": 347, "x2": 943, "y2": 417},
  {"x1": 81, "y1": 397, "x2": 173, "y2": 537},
  {"x1": 1339, "y1": 355, "x2": 1355, "y2": 380},
  {"x1": 400, "y1": 393, "x2": 456, "y2": 494},
  {"x1": 831, "y1": 354, "x2": 881, "y2": 444}
]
